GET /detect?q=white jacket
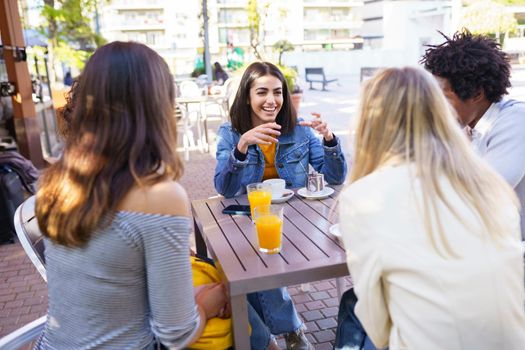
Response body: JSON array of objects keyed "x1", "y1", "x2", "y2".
[
  {"x1": 471, "y1": 99, "x2": 525, "y2": 240},
  {"x1": 339, "y1": 164, "x2": 525, "y2": 350}
]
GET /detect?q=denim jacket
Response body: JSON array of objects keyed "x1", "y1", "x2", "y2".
[{"x1": 214, "y1": 122, "x2": 348, "y2": 198}]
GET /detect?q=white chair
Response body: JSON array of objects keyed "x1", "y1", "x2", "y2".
[
  {"x1": 178, "y1": 81, "x2": 206, "y2": 153},
  {"x1": 40, "y1": 132, "x2": 59, "y2": 164},
  {"x1": 175, "y1": 103, "x2": 197, "y2": 161},
  {"x1": 197, "y1": 77, "x2": 240, "y2": 153},
  {"x1": 179, "y1": 79, "x2": 229, "y2": 153},
  {"x1": 13, "y1": 195, "x2": 47, "y2": 282},
  {"x1": 4, "y1": 197, "x2": 48, "y2": 349},
  {"x1": 223, "y1": 76, "x2": 241, "y2": 115},
  {"x1": 179, "y1": 80, "x2": 203, "y2": 98},
  {"x1": 0, "y1": 316, "x2": 46, "y2": 350}
]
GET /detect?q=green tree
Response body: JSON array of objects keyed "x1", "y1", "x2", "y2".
[
  {"x1": 247, "y1": 0, "x2": 271, "y2": 60},
  {"x1": 273, "y1": 40, "x2": 294, "y2": 66},
  {"x1": 247, "y1": 0, "x2": 262, "y2": 60},
  {"x1": 493, "y1": 0, "x2": 525, "y2": 4},
  {"x1": 39, "y1": 0, "x2": 106, "y2": 80},
  {"x1": 464, "y1": 0, "x2": 525, "y2": 5},
  {"x1": 461, "y1": 0, "x2": 518, "y2": 43}
]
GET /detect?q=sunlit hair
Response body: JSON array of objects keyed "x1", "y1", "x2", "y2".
[
  {"x1": 349, "y1": 67, "x2": 518, "y2": 256},
  {"x1": 56, "y1": 77, "x2": 79, "y2": 140},
  {"x1": 36, "y1": 41, "x2": 183, "y2": 247},
  {"x1": 230, "y1": 61, "x2": 296, "y2": 134}
]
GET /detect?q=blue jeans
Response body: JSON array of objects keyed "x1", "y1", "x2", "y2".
[
  {"x1": 334, "y1": 289, "x2": 383, "y2": 350},
  {"x1": 248, "y1": 287, "x2": 303, "y2": 336},
  {"x1": 248, "y1": 302, "x2": 273, "y2": 350},
  {"x1": 192, "y1": 255, "x2": 298, "y2": 349}
]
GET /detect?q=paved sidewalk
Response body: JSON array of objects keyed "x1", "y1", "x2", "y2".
[{"x1": 0, "y1": 239, "x2": 47, "y2": 336}]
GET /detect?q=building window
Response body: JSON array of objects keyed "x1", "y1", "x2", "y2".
[
  {"x1": 219, "y1": 28, "x2": 249, "y2": 44},
  {"x1": 124, "y1": 31, "x2": 164, "y2": 46},
  {"x1": 218, "y1": 9, "x2": 248, "y2": 25},
  {"x1": 304, "y1": 29, "x2": 350, "y2": 41},
  {"x1": 119, "y1": 9, "x2": 163, "y2": 26},
  {"x1": 304, "y1": 8, "x2": 354, "y2": 23}
]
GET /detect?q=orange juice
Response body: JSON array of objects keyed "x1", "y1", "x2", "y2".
[
  {"x1": 248, "y1": 190, "x2": 272, "y2": 217},
  {"x1": 255, "y1": 214, "x2": 283, "y2": 253}
]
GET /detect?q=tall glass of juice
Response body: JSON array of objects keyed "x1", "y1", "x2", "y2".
[
  {"x1": 246, "y1": 182, "x2": 272, "y2": 218},
  {"x1": 253, "y1": 204, "x2": 284, "y2": 254}
]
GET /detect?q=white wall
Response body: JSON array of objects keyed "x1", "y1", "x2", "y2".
[
  {"x1": 295, "y1": 0, "x2": 454, "y2": 79},
  {"x1": 283, "y1": 48, "x2": 417, "y2": 78},
  {"x1": 381, "y1": 2, "x2": 454, "y2": 58}
]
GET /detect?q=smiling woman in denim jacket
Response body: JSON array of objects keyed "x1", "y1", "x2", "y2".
[
  {"x1": 215, "y1": 61, "x2": 347, "y2": 198},
  {"x1": 214, "y1": 61, "x2": 347, "y2": 350}
]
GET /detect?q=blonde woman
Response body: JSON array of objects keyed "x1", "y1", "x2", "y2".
[{"x1": 335, "y1": 67, "x2": 525, "y2": 350}]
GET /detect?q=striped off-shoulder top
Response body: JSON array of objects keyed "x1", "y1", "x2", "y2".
[{"x1": 34, "y1": 211, "x2": 200, "y2": 350}]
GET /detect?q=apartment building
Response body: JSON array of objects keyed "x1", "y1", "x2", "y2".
[
  {"x1": 504, "y1": 5, "x2": 525, "y2": 62},
  {"x1": 99, "y1": 0, "x2": 364, "y2": 74},
  {"x1": 301, "y1": 0, "x2": 363, "y2": 49},
  {"x1": 361, "y1": 0, "x2": 458, "y2": 54},
  {"x1": 98, "y1": 0, "x2": 207, "y2": 74},
  {"x1": 215, "y1": 0, "x2": 364, "y2": 52}
]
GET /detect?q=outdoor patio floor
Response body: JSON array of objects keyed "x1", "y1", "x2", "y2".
[{"x1": 0, "y1": 151, "x2": 352, "y2": 349}]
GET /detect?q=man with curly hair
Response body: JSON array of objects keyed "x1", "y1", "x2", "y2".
[{"x1": 421, "y1": 30, "x2": 525, "y2": 240}]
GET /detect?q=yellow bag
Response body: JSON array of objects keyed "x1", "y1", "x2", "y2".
[{"x1": 188, "y1": 256, "x2": 233, "y2": 350}]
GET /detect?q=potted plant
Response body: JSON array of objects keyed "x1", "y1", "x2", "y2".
[
  {"x1": 279, "y1": 65, "x2": 303, "y2": 113},
  {"x1": 273, "y1": 40, "x2": 303, "y2": 113}
]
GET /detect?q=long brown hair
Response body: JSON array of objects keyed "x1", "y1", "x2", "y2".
[
  {"x1": 56, "y1": 77, "x2": 79, "y2": 139},
  {"x1": 349, "y1": 67, "x2": 518, "y2": 256},
  {"x1": 36, "y1": 41, "x2": 183, "y2": 247},
  {"x1": 229, "y1": 61, "x2": 296, "y2": 134}
]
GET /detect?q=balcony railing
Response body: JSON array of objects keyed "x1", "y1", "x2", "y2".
[
  {"x1": 112, "y1": 0, "x2": 163, "y2": 9},
  {"x1": 217, "y1": 0, "x2": 247, "y2": 5},
  {"x1": 303, "y1": 0, "x2": 364, "y2": 7}
]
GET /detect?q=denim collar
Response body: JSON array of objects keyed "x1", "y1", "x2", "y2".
[{"x1": 278, "y1": 131, "x2": 297, "y2": 145}]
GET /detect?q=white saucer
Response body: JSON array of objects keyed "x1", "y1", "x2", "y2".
[
  {"x1": 329, "y1": 223, "x2": 341, "y2": 238},
  {"x1": 297, "y1": 186, "x2": 335, "y2": 200},
  {"x1": 271, "y1": 189, "x2": 294, "y2": 204}
]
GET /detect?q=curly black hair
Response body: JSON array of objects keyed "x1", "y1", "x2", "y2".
[{"x1": 420, "y1": 30, "x2": 511, "y2": 103}]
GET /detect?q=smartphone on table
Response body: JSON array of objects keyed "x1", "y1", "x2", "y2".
[{"x1": 222, "y1": 204, "x2": 251, "y2": 216}]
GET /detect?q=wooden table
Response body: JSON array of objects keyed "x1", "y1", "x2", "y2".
[{"x1": 191, "y1": 186, "x2": 350, "y2": 349}]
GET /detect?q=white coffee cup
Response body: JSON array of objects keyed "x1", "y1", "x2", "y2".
[{"x1": 263, "y1": 178, "x2": 286, "y2": 198}]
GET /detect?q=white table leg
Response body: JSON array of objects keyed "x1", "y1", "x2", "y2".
[
  {"x1": 231, "y1": 294, "x2": 251, "y2": 349},
  {"x1": 336, "y1": 277, "x2": 346, "y2": 301}
]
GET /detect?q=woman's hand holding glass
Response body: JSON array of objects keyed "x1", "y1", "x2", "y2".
[
  {"x1": 299, "y1": 112, "x2": 334, "y2": 142},
  {"x1": 237, "y1": 122, "x2": 281, "y2": 154}
]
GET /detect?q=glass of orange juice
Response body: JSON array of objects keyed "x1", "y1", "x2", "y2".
[
  {"x1": 253, "y1": 205, "x2": 284, "y2": 254},
  {"x1": 246, "y1": 182, "x2": 272, "y2": 218}
]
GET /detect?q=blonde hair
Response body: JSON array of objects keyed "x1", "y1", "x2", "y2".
[{"x1": 350, "y1": 67, "x2": 518, "y2": 256}]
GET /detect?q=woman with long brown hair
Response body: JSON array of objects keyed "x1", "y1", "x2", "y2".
[
  {"x1": 34, "y1": 41, "x2": 227, "y2": 349},
  {"x1": 214, "y1": 61, "x2": 347, "y2": 350}
]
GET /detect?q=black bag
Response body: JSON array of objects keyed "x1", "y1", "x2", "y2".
[{"x1": 0, "y1": 165, "x2": 26, "y2": 244}]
